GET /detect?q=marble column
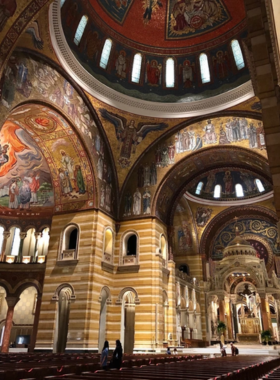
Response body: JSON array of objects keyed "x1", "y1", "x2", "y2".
[
  {"x1": 219, "y1": 299, "x2": 225, "y2": 322},
  {"x1": 17, "y1": 232, "x2": 27, "y2": 263},
  {"x1": 226, "y1": 299, "x2": 233, "y2": 340},
  {"x1": 261, "y1": 296, "x2": 269, "y2": 331},
  {"x1": 33, "y1": 232, "x2": 42, "y2": 262},
  {"x1": 1, "y1": 296, "x2": 19, "y2": 352},
  {"x1": 0, "y1": 232, "x2": 10, "y2": 262},
  {"x1": 29, "y1": 294, "x2": 42, "y2": 352},
  {"x1": 232, "y1": 303, "x2": 238, "y2": 339}
]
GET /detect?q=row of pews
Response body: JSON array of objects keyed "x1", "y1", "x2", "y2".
[{"x1": 0, "y1": 352, "x2": 279, "y2": 380}]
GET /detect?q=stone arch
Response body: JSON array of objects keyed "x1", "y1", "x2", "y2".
[
  {"x1": 116, "y1": 287, "x2": 140, "y2": 305},
  {"x1": 13, "y1": 279, "x2": 43, "y2": 298},
  {"x1": 52, "y1": 283, "x2": 76, "y2": 301},
  {"x1": 99, "y1": 286, "x2": 112, "y2": 305}
]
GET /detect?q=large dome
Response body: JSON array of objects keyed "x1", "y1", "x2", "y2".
[{"x1": 54, "y1": 0, "x2": 253, "y2": 116}]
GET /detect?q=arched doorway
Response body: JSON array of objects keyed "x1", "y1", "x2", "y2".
[
  {"x1": 121, "y1": 290, "x2": 136, "y2": 354},
  {"x1": 55, "y1": 286, "x2": 73, "y2": 353}
]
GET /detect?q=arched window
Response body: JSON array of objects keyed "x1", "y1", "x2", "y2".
[
  {"x1": 195, "y1": 181, "x2": 204, "y2": 195},
  {"x1": 100, "y1": 39, "x2": 112, "y2": 69},
  {"x1": 235, "y1": 184, "x2": 244, "y2": 197},
  {"x1": 60, "y1": 225, "x2": 79, "y2": 261},
  {"x1": 166, "y1": 58, "x2": 175, "y2": 88},
  {"x1": 255, "y1": 178, "x2": 265, "y2": 193},
  {"x1": 214, "y1": 185, "x2": 221, "y2": 198},
  {"x1": 74, "y1": 15, "x2": 88, "y2": 46},
  {"x1": 11, "y1": 227, "x2": 21, "y2": 256},
  {"x1": 199, "y1": 53, "x2": 210, "y2": 84},
  {"x1": 231, "y1": 40, "x2": 245, "y2": 70},
  {"x1": 104, "y1": 228, "x2": 113, "y2": 255},
  {"x1": 127, "y1": 235, "x2": 137, "y2": 256},
  {"x1": 131, "y1": 53, "x2": 142, "y2": 83},
  {"x1": 160, "y1": 235, "x2": 167, "y2": 260},
  {"x1": 60, "y1": 0, "x2": 66, "y2": 7}
]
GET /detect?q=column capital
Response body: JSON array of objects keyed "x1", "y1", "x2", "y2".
[
  {"x1": 3, "y1": 232, "x2": 10, "y2": 239},
  {"x1": 19, "y1": 232, "x2": 27, "y2": 239},
  {"x1": 35, "y1": 232, "x2": 42, "y2": 239},
  {"x1": 5, "y1": 296, "x2": 19, "y2": 308}
]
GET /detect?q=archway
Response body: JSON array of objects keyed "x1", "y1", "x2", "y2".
[
  {"x1": 122, "y1": 291, "x2": 136, "y2": 354},
  {"x1": 98, "y1": 287, "x2": 110, "y2": 352}
]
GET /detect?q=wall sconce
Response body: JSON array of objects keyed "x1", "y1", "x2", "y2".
[
  {"x1": 37, "y1": 255, "x2": 45, "y2": 264},
  {"x1": 5, "y1": 255, "x2": 15, "y2": 264},
  {"x1": 22, "y1": 256, "x2": 31, "y2": 264}
]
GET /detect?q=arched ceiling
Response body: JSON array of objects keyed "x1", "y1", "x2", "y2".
[{"x1": 79, "y1": 0, "x2": 246, "y2": 52}]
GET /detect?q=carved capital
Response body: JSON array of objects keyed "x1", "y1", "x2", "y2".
[{"x1": 5, "y1": 296, "x2": 20, "y2": 308}]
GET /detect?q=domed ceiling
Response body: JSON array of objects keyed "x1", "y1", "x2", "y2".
[{"x1": 60, "y1": 0, "x2": 250, "y2": 104}]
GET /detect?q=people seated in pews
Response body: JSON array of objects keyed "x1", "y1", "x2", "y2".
[
  {"x1": 220, "y1": 341, "x2": 227, "y2": 357},
  {"x1": 173, "y1": 348, "x2": 178, "y2": 355},
  {"x1": 166, "y1": 347, "x2": 171, "y2": 354},
  {"x1": 230, "y1": 342, "x2": 239, "y2": 356}
]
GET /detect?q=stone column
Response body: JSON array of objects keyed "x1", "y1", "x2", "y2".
[
  {"x1": 33, "y1": 232, "x2": 42, "y2": 262},
  {"x1": 0, "y1": 232, "x2": 10, "y2": 262},
  {"x1": 29, "y1": 294, "x2": 42, "y2": 352},
  {"x1": 17, "y1": 232, "x2": 27, "y2": 263},
  {"x1": 260, "y1": 296, "x2": 269, "y2": 331},
  {"x1": 231, "y1": 300, "x2": 238, "y2": 339},
  {"x1": 167, "y1": 226, "x2": 174, "y2": 261},
  {"x1": 1, "y1": 296, "x2": 19, "y2": 352},
  {"x1": 219, "y1": 298, "x2": 225, "y2": 322},
  {"x1": 225, "y1": 297, "x2": 233, "y2": 340}
]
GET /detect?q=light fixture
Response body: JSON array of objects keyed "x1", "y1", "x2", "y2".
[
  {"x1": 37, "y1": 255, "x2": 45, "y2": 264},
  {"x1": 22, "y1": 256, "x2": 31, "y2": 264},
  {"x1": 5, "y1": 255, "x2": 15, "y2": 264}
]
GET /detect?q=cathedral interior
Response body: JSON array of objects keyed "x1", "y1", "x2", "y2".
[{"x1": 0, "y1": 0, "x2": 280, "y2": 354}]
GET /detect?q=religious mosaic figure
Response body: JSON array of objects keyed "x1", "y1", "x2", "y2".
[
  {"x1": 0, "y1": 0, "x2": 17, "y2": 32},
  {"x1": 256, "y1": 122, "x2": 266, "y2": 150},
  {"x1": 223, "y1": 170, "x2": 233, "y2": 194},
  {"x1": 150, "y1": 162, "x2": 157, "y2": 186},
  {"x1": 146, "y1": 60, "x2": 162, "y2": 86},
  {"x1": 204, "y1": 172, "x2": 216, "y2": 193},
  {"x1": 143, "y1": 188, "x2": 151, "y2": 214},
  {"x1": 248, "y1": 123, "x2": 257, "y2": 148},
  {"x1": 124, "y1": 192, "x2": 132, "y2": 216},
  {"x1": 203, "y1": 120, "x2": 217, "y2": 144},
  {"x1": 100, "y1": 109, "x2": 167, "y2": 167},
  {"x1": 179, "y1": 60, "x2": 195, "y2": 88},
  {"x1": 142, "y1": 0, "x2": 163, "y2": 23},
  {"x1": 133, "y1": 188, "x2": 142, "y2": 215},
  {"x1": 115, "y1": 51, "x2": 127, "y2": 79},
  {"x1": 196, "y1": 207, "x2": 212, "y2": 227}
]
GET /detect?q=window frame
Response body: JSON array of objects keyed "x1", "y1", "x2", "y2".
[
  {"x1": 99, "y1": 39, "x2": 113, "y2": 70},
  {"x1": 74, "y1": 15, "x2": 88, "y2": 46},
  {"x1": 199, "y1": 53, "x2": 211, "y2": 84},
  {"x1": 231, "y1": 39, "x2": 245, "y2": 70},
  {"x1": 165, "y1": 57, "x2": 175, "y2": 88},
  {"x1": 131, "y1": 53, "x2": 143, "y2": 84}
]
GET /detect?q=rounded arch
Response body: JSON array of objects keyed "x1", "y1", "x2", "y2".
[
  {"x1": 60, "y1": 223, "x2": 80, "y2": 252},
  {"x1": 120, "y1": 230, "x2": 140, "y2": 263},
  {"x1": 103, "y1": 226, "x2": 114, "y2": 259},
  {"x1": 152, "y1": 145, "x2": 270, "y2": 224},
  {"x1": 163, "y1": 290, "x2": 168, "y2": 306},
  {"x1": 13, "y1": 279, "x2": 42, "y2": 298},
  {"x1": 99, "y1": 286, "x2": 112, "y2": 304},
  {"x1": 0, "y1": 280, "x2": 13, "y2": 296},
  {"x1": 116, "y1": 287, "x2": 140, "y2": 305},
  {"x1": 52, "y1": 283, "x2": 76, "y2": 301}
]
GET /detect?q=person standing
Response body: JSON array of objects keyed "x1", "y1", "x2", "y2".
[
  {"x1": 100, "y1": 340, "x2": 109, "y2": 370},
  {"x1": 111, "y1": 340, "x2": 123, "y2": 369}
]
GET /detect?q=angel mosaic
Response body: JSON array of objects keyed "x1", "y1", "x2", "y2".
[
  {"x1": 196, "y1": 207, "x2": 212, "y2": 227},
  {"x1": 100, "y1": 109, "x2": 168, "y2": 167}
]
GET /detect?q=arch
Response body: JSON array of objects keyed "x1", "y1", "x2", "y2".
[
  {"x1": 131, "y1": 53, "x2": 142, "y2": 83},
  {"x1": 52, "y1": 283, "x2": 76, "y2": 301},
  {"x1": 231, "y1": 39, "x2": 245, "y2": 70},
  {"x1": 199, "y1": 53, "x2": 211, "y2": 84},
  {"x1": 13, "y1": 279, "x2": 43, "y2": 298},
  {"x1": 166, "y1": 57, "x2": 175, "y2": 88},
  {"x1": 121, "y1": 230, "x2": 140, "y2": 265},
  {"x1": 116, "y1": 287, "x2": 140, "y2": 305},
  {"x1": 103, "y1": 227, "x2": 114, "y2": 262},
  {"x1": 98, "y1": 286, "x2": 112, "y2": 304},
  {"x1": 100, "y1": 39, "x2": 112, "y2": 69},
  {"x1": 160, "y1": 234, "x2": 167, "y2": 261},
  {"x1": 74, "y1": 15, "x2": 88, "y2": 46},
  {"x1": 59, "y1": 223, "x2": 80, "y2": 261},
  {"x1": 98, "y1": 286, "x2": 111, "y2": 352}
]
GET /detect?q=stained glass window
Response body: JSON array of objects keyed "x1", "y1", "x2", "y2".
[
  {"x1": 255, "y1": 179, "x2": 265, "y2": 192},
  {"x1": 131, "y1": 53, "x2": 142, "y2": 83},
  {"x1": 195, "y1": 181, "x2": 204, "y2": 195},
  {"x1": 166, "y1": 58, "x2": 175, "y2": 88},
  {"x1": 231, "y1": 40, "x2": 245, "y2": 70},
  {"x1": 100, "y1": 39, "x2": 112, "y2": 69},
  {"x1": 214, "y1": 185, "x2": 221, "y2": 198},
  {"x1": 74, "y1": 15, "x2": 88, "y2": 46},
  {"x1": 199, "y1": 53, "x2": 210, "y2": 84},
  {"x1": 235, "y1": 184, "x2": 244, "y2": 197}
]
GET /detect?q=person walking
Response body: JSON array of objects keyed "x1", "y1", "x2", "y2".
[
  {"x1": 111, "y1": 340, "x2": 123, "y2": 369},
  {"x1": 100, "y1": 340, "x2": 109, "y2": 370}
]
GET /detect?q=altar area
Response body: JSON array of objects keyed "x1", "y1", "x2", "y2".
[{"x1": 237, "y1": 316, "x2": 261, "y2": 344}]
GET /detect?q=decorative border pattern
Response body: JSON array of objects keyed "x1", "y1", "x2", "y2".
[{"x1": 49, "y1": 1, "x2": 255, "y2": 118}]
